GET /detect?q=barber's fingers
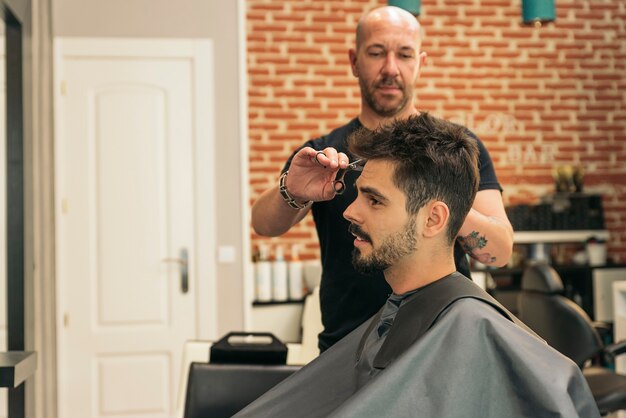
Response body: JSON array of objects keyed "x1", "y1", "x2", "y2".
[
  {"x1": 309, "y1": 148, "x2": 351, "y2": 170},
  {"x1": 337, "y1": 152, "x2": 349, "y2": 169},
  {"x1": 294, "y1": 147, "x2": 329, "y2": 168},
  {"x1": 294, "y1": 147, "x2": 319, "y2": 163}
]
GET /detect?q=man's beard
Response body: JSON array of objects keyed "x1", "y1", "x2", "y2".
[
  {"x1": 350, "y1": 217, "x2": 418, "y2": 275},
  {"x1": 360, "y1": 76, "x2": 411, "y2": 118}
]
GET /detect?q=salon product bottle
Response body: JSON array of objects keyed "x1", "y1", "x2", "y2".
[
  {"x1": 288, "y1": 244, "x2": 305, "y2": 300},
  {"x1": 255, "y1": 244, "x2": 272, "y2": 302},
  {"x1": 272, "y1": 245, "x2": 289, "y2": 301}
]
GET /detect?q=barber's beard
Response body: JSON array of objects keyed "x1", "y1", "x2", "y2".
[
  {"x1": 360, "y1": 76, "x2": 411, "y2": 118},
  {"x1": 351, "y1": 217, "x2": 418, "y2": 275}
]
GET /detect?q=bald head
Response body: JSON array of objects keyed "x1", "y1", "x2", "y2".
[
  {"x1": 349, "y1": 5, "x2": 427, "y2": 125},
  {"x1": 356, "y1": 6, "x2": 422, "y2": 51}
]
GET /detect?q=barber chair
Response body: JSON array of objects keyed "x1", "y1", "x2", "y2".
[
  {"x1": 183, "y1": 333, "x2": 300, "y2": 418},
  {"x1": 184, "y1": 362, "x2": 299, "y2": 418},
  {"x1": 518, "y1": 263, "x2": 626, "y2": 415}
]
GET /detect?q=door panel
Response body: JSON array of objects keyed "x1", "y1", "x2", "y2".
[{"x1": 94, "y1": 86, "x2": 170, "y2": 326}]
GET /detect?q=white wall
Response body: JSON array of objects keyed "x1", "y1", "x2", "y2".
[{"x1": 52, "y1": 0, "x2": 248, "y2": 334}]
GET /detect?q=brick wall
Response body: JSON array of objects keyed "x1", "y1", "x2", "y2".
[{"x1": 247, "y1": 0, "x2": 626, "y2": 263}]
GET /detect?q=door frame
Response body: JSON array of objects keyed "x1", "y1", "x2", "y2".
[{"x1": 53, "y1": 37, "x2": 218, "y2": 416}]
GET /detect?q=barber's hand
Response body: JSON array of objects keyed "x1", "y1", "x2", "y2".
[{"x1": 285, "y1": 147, "x2": 350, "y2": 203}]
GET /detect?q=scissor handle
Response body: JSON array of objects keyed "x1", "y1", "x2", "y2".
[{"x1": 333, "y1": 180, "x2": 347, "y2": 195}]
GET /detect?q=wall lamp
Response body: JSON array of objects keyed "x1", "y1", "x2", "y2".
[
  {"x1": 522, "y1": 0, "x2": 556, "y2": 27},
  {"x1": 388, "y1": 0, "x2": 421, "y2": 17}
]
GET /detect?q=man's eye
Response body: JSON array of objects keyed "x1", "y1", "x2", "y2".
[
  {"x1": 368, "y1": 52, "x2": 381, "y2": 57},
  {"x1": 368, "y1": 197, "x2": 381, "y2": 206}
]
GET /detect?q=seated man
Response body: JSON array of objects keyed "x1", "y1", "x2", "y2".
[{"x1": 235, "y1": 114, "x2": 599, "y2": 418}]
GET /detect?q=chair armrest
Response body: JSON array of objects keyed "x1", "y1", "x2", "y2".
[{"x1": 603, "y1": 340, "x2": 626, "y2": 365}]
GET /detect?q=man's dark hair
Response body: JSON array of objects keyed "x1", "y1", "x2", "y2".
[{"x1": 347, "y1": 113, "x2": 479, "y2": 244}]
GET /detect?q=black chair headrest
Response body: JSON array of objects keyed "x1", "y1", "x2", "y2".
[{"x1": 521, "y1": 263, "x2": 564, "y2": 293}]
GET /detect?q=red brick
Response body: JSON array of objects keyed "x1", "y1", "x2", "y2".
[
  {"x1": 492, "y1": 51, "x2": 521, "y2": 58},
  {"x1": 577, "y1": 113, "x2": 609, "y2": 122},
  {"x1": 273, "y1": 34, "x2": 307, "y2": 43},
  {"x1": 525, "y1": 123, "x2": 556, "y2": 132},
  {"x1": 592, "y1": 74, "x2": 623, "y2": 81},
  {"x1": 561, "y1": 123, "x2": 591, "y2": 133},
  {"x1": 443, "y1": 103, "x2": 473, "y2": 111},
  {"x1": 276, "y1": 67, "x2": 308, "y2": 75},
  {"x1": 251, "y1": 23, "x2": 289, "y2": 32},
  {"x1": 557, "y1": 22, "x2": 585, "y2": 30},
  {"x1": 250, "y1": 78, "x2": 285, "y2": 87},
  {"x1": 574, "y1": 33, "x2": 606, "y2": 42},
  {"x1": 296, "y1": 57, "x2": 331, "y2": 66},
  {"x1": 454, "y1": 92, "x2": 486, "y2": 101},
  {"x1": 587, "y1": 103, "x2": 619, "y2": 112},
  {"x1": 273, "y1": 14, "x2": 307, "y2": 23},
  {"x1": 256, "y1": 56, "x2": 289, "y2": 65}
]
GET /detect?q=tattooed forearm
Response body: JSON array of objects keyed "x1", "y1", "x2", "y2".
[{"x1": 458, "y1": 231, "x2": 497, "y2": 264}]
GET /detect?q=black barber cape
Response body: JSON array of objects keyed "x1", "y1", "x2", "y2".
[{"x1": 234, "y1": 273, "x2": 599, "y2": 418}]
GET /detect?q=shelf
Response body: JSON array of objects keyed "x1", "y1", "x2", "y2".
[
  {"x1": 0, "y1": 351, "x2": 37, "y2": 388},
  {"x1": 478, "y1": 263, "x2": 626, "y2": 276},
  {"x1": 514, "y1": 230, "x2": 609, "y2": 244},
  {"x1": 253, "y1": 297, "x2": 307, "y2": 306}
]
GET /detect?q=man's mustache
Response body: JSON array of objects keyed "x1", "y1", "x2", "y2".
[
  {"x1": 376, "y1": 77, "x2": 403, "y2": 89},
  {"x1": 348, "y1": 223, "x2": 372, "y2": 243}
]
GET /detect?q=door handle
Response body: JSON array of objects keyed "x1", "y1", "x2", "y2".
[{"x1": 162, "y1": 248, "x2": 189, "y2": 293}]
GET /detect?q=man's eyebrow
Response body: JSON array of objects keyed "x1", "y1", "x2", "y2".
[
  {"x1": 366, "y1": 44, "x2": 415, "y2": 51},
  {"x1": 358, "y1": 185, "x2": 389, "y2": 202}
]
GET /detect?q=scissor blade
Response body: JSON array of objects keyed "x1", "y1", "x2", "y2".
[{"x1": 348, "y1": 159, "x2": 365, "y2": 172}]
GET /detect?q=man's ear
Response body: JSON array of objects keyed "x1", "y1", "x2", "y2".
[
  {"x1": 415, "y1": 51, "x2": 428, "y2": 78},
  {"x1": 419, "y1": 51, "x2": 427, "y2": 68},
  {"x1": 423, "y1": 201, "x2": 449, "y2": 238},
  {"x1": 349, "y1": 49, "x2": 358, "y2": 77}
]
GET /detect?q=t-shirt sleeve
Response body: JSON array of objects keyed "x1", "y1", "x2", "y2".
[{"x1": 468, "y1": 130, "x2": 502, "y2": 192}]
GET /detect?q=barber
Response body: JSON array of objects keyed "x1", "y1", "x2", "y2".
[{"x1": 251, "y1": 6, "x2": 514, "y2": 352}]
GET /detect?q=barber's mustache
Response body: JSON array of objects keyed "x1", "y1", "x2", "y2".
[
  {"x1": 348, "y1": 223, "x2": 372, "y2": 243},
  {"x1": 376, "y1": 77, "x2": 403, "y2": 89}
]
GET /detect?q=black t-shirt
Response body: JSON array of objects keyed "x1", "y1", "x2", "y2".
[{"x1": 283, "y1": 118, "x2": 502, "y2": 352}]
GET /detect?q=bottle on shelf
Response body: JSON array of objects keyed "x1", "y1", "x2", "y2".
[
  {"x1": 255, "y1": 244, "x2": 272, "y2": 302},
  {"x1": 272, "y1": 245, "x2": 288, "y2": 302},
  {"x1": 288, "y1": 244, "x2": 305, "y2": 300}
]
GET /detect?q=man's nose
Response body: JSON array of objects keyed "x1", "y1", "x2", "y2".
[
  {"x1": 381, "y1": 53, "x2": 399, "y2": 77},
  {"x1": 343, "y1": 201, "x2": 358, "y2": 223}
]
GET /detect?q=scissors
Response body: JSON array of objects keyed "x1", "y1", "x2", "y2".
[
  {"x1": 332, "y1": 159, "x2": 365, "y2": 195},
  {"x1": 314, "y1": 151, "x2": 365, "y2": 195}
]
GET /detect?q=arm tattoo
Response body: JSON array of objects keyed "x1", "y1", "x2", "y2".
[{"x1": 458, "y1": 231, "x2": 497, "y2": 264}]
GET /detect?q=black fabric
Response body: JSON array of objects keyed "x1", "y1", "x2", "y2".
[
  {"x1": 234, "y1": 277, "x2": 599, "y2": 418},
  {"x1": 283, "y1": 117, "x2": 503, "y2": 351},
  {"x1": 373, "y1": 273, "x2": 516, "y2": 368}
]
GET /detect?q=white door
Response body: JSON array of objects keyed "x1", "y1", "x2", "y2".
[{"x1": 55, "y1": 39, "x2": 217, "y2": 418}]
